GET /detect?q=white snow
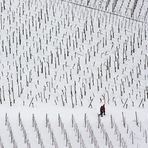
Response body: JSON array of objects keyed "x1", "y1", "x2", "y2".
[{"x1": 0, "y1": 0, "x2": 148, "y2": 147}]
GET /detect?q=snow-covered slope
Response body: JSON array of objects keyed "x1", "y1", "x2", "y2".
[{"x1": 0, "y1": 0, "x2": 148, "y2": 147}]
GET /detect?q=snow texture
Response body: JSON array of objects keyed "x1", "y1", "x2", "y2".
[{"x1": 0, "y1": 0, "x2": 148, "y2": 147}]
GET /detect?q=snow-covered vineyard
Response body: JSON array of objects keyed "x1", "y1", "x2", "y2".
[{"x1": 0, "y1": 0, "x2": 148, "y2": 147}]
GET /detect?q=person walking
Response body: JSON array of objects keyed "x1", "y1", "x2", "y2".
[{"x1": 100, "y1": 104, "x2": 105, "y2": 117}]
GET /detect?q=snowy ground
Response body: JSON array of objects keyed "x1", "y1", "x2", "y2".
[
  {"x1": 0, "y1": 105, "x2": 148, "y2": 148},
  {"x1": 0, "y1": 0, "x2": 148, "y2": 147}
]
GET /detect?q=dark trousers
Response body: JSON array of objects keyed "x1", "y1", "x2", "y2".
[{"x1": 100, "y1": 111, "x2": 105, "y2": 117}]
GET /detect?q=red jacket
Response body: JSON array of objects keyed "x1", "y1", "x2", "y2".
[{"x1": 100, "y1": 105, "x2": 105, "y2": 112}]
